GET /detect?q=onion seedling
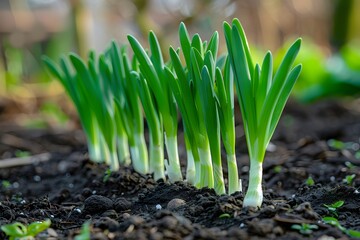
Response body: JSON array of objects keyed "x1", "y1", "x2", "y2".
[
  {"x1": 43, "y1": 55, "x2": 119, "y2": 168},
  {"x1": 134, "y1": 71, "x2": 165, "y2": 180},
  {"x1": 1, "y1": 219, "x2": 51, "y2": 240},
  {"x1": 224, "y1": 18, "x2": 302, "y2": 207},
  {"x1": 166, "y1": 23, "x2": 230, "y2": 194},
  {"x1": 101, "y1": 42, "x2": 149, "y2": 174},
  {"x1": 323, "y1": 217, "x2": 360, "y2": 238},
  {"x1": 291, "y1": 223, "x2": 318, "y2": 235},
  {"x1": 69, "y1": 53, "x2": 120, "y2": 170},
  {"x1": 128, "y1": 32, "x2": 182, "y2": 182},
  {"x1": 43, "y1": 56, "x2": 105, "y2": 164}
]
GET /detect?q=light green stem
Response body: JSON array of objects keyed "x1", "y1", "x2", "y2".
[
  {"x1": 164, "y1": 135, "x2": 183, "y2": 182},
  {"x1": 198, "y1": 147, "x2": 214, "y2": 189},
  {"x1": 195, "y1": 160, "x2": 201, "y2": 188},
  {"x1": 227, "y1": 154, "x2": 240, "y2": 194},
  {"x1": 149, "y1": 138, "x2": 165, "y2": 181},
  {"x1": 130, "y1": 133, "x2": 149, "y2": 174},
  {"x1": 109, "y1": 137, "x2": 120, "y2": 171},
  {"x1": 185, "y1": 150, "x2": 196, "y2": 185},
  {"x1": 243, "y1": 160, "x2": 263, "y2": 208},
  {"x1": 87, "y1": 138, "x2": 101, "y2": 163},
  {"x1": 100, "y1": 134, "x2": 109, "y2": 165},
  {"x1": 117, "y1": 135, "x2": 130, "y2": 166},
  {"x1": 213, "y1": 163, "x2": 225, "y2": 194}
]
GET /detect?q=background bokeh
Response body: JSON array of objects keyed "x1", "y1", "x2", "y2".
[{"x1": 0, "y1": 0, "x2": 359, "y2": 130}]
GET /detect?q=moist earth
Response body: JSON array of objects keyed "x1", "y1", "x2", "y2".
[{"x1": 1, "y1": 99, "x2": 360, "y2": 239}]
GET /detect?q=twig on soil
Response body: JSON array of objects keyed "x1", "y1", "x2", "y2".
[{"x1": 0, "y1": 152, "x2": 51, "y2": 168}]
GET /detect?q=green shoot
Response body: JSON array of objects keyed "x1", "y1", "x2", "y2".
[
  {"x1": 327, "y1": 139, "x2": 346, "y2": 150},
  {"x1": 14, "y1": 150, "x2": 30, "y2": 158},
  {"x1": 135, "y1": 72, "x2": 165, "y2": 181},
  {"x1": 345, "y1": 161, "x2": 356, "y2": 170},
  {"x1": 1, "y1": 219, "x2": 51, "y2": 240},
  {"x1": 74, "y1": 221, "x2": 91, "y2": 240},
  {"x1": 291, "y1": 223, "x2": 318, "y2": 235},
  {"x1": 43, "y1": 53, "x2": 121, "y2": 170},
  {"x1": 273, "y1": 166, "x2": 282, "y2": 173},
  {"x1": 323, "y1": 217, "x2": 360, "y2": 238},
  {"x1": 343, "y1": 174, "x2": 356, "y2": 185},
  {"x1": 323, "y1": 200, "x2": 344, "y2": 217},
  {"x1": 1, "y1": 180, "x2": 11, "y2": 189},
  {"x1": 305, "y1": 176, "x2": 315, "y2": 186},
  {"x1": 223, "y1": 18, "x2": 302, "y2": 207},
  {"x1": 128, "y1": 32, "x2": 182, "y2": 182},
  {"x1": 103, "y1": 42, "x2": 148, "y2": 174},
  {"x1": 215, "y1": 57, "x2": 241, "y2": 194},
  {"x1": 219, "y1": 213, "x2": 231, "y2": 219},
  {"x1": 43, "y1": 56, "x2": 105, "y2": 164},
  {"x1": 167, "y1": 23, "x2": 229, "y2": 193},
  {"x1": 103, "y1": 168, "x2": 112, "y2": 183}
]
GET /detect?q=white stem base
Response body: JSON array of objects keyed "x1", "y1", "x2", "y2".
[
  {"x1": 130, "y1": 134, "x2": 149, "y2": 174},
  {"x1": 243, "y1": 160, "x2": 263, "y2": 208},
  {"x1": 185, "y1": 150, "x2": 196, "y2": 185},
  {"x1": 227, "y1": 154, "x2": 240, "y2": 194},
  {"x1": 164, "y1": 136, "x2": 183, "y2": 182},
  {"x1": 198, "y1": 147, "x2": 214, "y2": 189},
  {"x1": 117, "y1": 136, "x2": 130, "y2": 166},
  {"x1": 150, "y1": 142, "x2": 165, "y2": 181},
  {"x1": 213, "y1": 163, "x2": 225, "y2": 194}
]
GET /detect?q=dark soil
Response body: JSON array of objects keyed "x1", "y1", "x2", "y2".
[{"x1": 1, "y1": 99, "x2": 360, "y2": 239}]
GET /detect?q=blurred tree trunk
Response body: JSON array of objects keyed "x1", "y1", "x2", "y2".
[{"x1": 331, "y1": 0, "x2": 354, "y2": 51}]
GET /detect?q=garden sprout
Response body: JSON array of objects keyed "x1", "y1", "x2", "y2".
[
  {"x1": 343, "y1": 174, "x2": 356, "y2": 185},
  {"x1": 70, "y1": 53, "x2": 120, "y2": 170},
  {"x1": 323, "y1": 200, "x2": 344, "y2": 217},
  {"x1": 102, "y1": 42, "x2": 149, "y2": 174},
  {"x1": 1, "y1": 219, "x2": 51, "y2": 240},
  {"x1": 305, "y1": 176, "x2": 315, "y2": 186},
  {"x1": 291, "y1": 223, "x2": 318, "y2": 235},
  {"x1": 43, "y1": 56, "x2": 105, "y2": 164},
  {"x1": 74, "y1": 221, "x2": 91, "y2": 240},
  {"x1": 323, "y1": 217, "x2": 360, "y2": 238},
  {"x1": 134, "y1": 71, "x2": 165, "y2": 180},
  {"x1": 215, "y1": 57, "x2": 241, "y2": 194},
  {"x1": 166, "y1": 23, "x2": 229, "y2": 194},
  {"x1": 224, "y1": 18, "x2": 302, "y2": 207},
  {"x1": 128, "y1": 32, "x2": 182, "y2": 182}
]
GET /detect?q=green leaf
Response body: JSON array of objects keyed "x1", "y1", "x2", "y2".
[
  {"x1": 179, "y1": 22, "x2": 192, "y2": 67},
  {"x1": 27, "y1": 219, "x2": 51, "y2": 237},
  {"x1": 206, "y1": 31, "x2": 219, "y2": 61},
  {"x1": 347, "y1": 229, "x2": 360, "y2": 238},
  {"x1": 1, "y1": 222, "x2": 27, "y2": 237}
]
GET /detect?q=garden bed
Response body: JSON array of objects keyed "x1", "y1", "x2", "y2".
[{"x1": 1, "y1": 99, "x2": 360, "y2": 239}]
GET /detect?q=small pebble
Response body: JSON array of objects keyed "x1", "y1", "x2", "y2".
[
  {"x1": 159, "y1": 216, "x2": 178, "y2": 229},
  {"x1": 114, "y1": 198, "x2": 132, "y2": 212},
  {"x1": 167, "y1": 198, "x2": 186, "y2": 210},
  {"x1": 83, "y1": 195, "x2": 113, "y2": 214}
]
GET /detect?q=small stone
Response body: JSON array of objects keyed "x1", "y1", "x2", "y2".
[
  {"x1": 248, "y1": 219, "x2": 275, "y2": 236},
  {"x1": 167, "y1": 198, "x2": 186, "y2": 211},
  {"x1": 114, "y1": 198, "x2": 132, "y2": 212},
  {"x1": 159, "y1": 216, "x2": 178, "y2": 229},
  {"x1": 81, "y1": 188, "x2": 92, "y2": 198},
  {"x1": 128, "y1": 215, "x2": 145, "y2": 225},
  {"x1": 93, "y1": 217, "x2": 119, "y2": 232},
  {"x1": 101, "y1": 209, "x2": 118, "y2": 219},
  {"x1": 83, "y1": 195, "x2": 113, "y2": 214},
  {"x1": 47, "y1": 228, "x2": 58, "y2": 237},
  {"x1": 273, "y1": 226, "x2": 284, "y2": 235}
]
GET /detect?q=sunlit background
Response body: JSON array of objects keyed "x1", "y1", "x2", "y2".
[{"x1": 0, "y1": 0, "x2": 359, "y2": 130}]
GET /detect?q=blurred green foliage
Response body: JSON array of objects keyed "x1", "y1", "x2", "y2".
[{"x1": 275, "y1": 39, "x2": 360, "y2": 102}]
